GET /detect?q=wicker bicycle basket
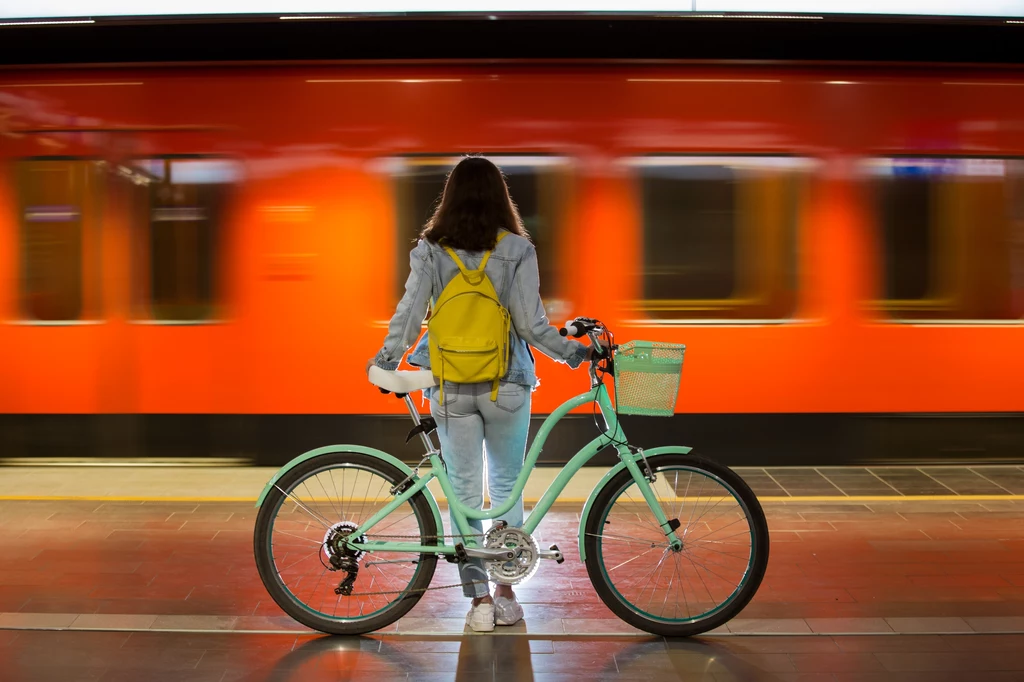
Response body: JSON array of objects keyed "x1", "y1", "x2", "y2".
[{"x1": 612, "y1": 341, "x2": 686, "y2": 417}]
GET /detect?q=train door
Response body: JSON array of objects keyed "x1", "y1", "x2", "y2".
[
  {"x1": 7, "y1": 152, "x2": 247, "y2": 459},
  {"x1": 4, "y1": 156, "x2": 130, "y2": 459},
  {"x1": 116, "y1": 154, "x2": 247, "y2": 459}
]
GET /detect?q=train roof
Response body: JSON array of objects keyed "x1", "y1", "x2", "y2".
[{"x1": 1, "y1": 13, "x2": 1024, "y2": 68}]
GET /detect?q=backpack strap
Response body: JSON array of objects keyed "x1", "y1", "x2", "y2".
[
  {"x1": 443, "y1": 246, "x2": 473, "y2": 278},
  {"x1": 442, "y1": 230, "x2": 509, "y2": 280}
]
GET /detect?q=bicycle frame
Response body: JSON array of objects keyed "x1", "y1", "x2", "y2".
[{"x1": 347, "y1": 381, "x2": 683, "y2": 556}]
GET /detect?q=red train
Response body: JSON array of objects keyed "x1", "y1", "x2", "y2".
[{"x1": 2, "y1": 58, "x2": 1023, "y2": 465}]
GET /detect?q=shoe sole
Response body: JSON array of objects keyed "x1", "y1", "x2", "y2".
[{"x1": 495, "y1": 619, "x2": 522, "y2": 626}]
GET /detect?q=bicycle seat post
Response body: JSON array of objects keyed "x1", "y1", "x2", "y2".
[{"x1": 403, "y1": 394, "x2": 436, "y2": 453}]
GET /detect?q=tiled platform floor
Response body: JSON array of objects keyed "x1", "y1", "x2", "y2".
[
  {"x1": 743, "y1": 466, "x2": 1024, "y2": 497},
  {"x1": 3, "y1": 497, "x2": 1024, "y2": 625},
  {"x1": 4, "y1": 466, "x2": 1024, "y2": 680}
]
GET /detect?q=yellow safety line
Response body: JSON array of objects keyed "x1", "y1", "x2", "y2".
[
  {"x1": 1, "y1": 494, "x2": 1024, "y2": 503},
  {"x1": 0, "y1": 495, "x2": 256, "y2": 502}
]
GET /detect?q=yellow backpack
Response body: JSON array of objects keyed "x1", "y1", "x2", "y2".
[{"x1": 428, "y1": 231, "x2": 511, "y2": 402}]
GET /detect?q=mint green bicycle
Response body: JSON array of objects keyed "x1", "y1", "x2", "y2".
[{"x1": 253, "y1": 318, "x2": 769, "y2": 636}]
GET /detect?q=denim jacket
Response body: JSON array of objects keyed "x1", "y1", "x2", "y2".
[{"x1": 373, "y1": 229, "x2": 588, "y2": 389}]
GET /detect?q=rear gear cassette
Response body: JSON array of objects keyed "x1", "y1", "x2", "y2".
[
  {"x1": 482, "y1": 526, "x2": 539, "y2": 585},
  {"x1": 323, "y1": 521, "x2": 366, "y2": 566}
]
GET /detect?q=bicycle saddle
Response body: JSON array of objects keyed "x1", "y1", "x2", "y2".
[{"x1": 368, "y1": 366, "x2": 438, "y2": 394}]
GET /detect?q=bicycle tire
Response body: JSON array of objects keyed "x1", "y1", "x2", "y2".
[
  {"x1": 254, "y1": 452, "x2": 439, "y2": 635},
  {"x1": 583, "y1": 453, "x2": 769, "y2": 637}
]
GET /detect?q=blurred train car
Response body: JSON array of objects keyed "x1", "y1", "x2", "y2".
[{"x1": 1, "y1": 61, "x2": 1023, "y2": 465}]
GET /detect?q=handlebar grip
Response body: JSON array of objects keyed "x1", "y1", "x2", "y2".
[{"x1": 560, "y1": 320, "x2": 587, "y2": 338}]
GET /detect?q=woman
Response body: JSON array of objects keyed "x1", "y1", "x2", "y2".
[{"x1": 369, "y1": 155, "x2": 593, "y2": 632}]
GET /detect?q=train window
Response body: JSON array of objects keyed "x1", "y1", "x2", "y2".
[
  {"x1": 389, "y1": 156, "x2": 569, "y2": 317},
  {"x1": 867, "y1": 157, "x2": 1024, "y2": 321},
  {"x1": 126, "y1": 157, "x2": 239, "y2": 321},
  {"x1": 634, "y1": 156, "x2": 808, "y2": 320},
  {"x1": 15, "y1": 159, "x2": 101, "y2": 321}
]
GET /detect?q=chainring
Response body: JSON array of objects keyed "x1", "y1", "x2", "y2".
[{"x1": 482, "y1": 526, "x2": 539, "y2": 585}]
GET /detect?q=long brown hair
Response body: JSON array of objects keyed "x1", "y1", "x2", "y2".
[{"x1": 420, "y1": 156, "x2": 531, "y2": 251}]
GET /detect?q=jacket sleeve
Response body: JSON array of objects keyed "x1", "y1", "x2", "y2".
[
  {"x1": 508, "y1": 243, "x2": 589, "y2": 368},
  {"x1": 373, "y1": 241, "x2": 432, "y2": 370}
]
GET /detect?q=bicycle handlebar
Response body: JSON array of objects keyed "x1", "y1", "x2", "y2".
[{"x1": 559, "y1": 317, "x2": 613, "y2": 362}]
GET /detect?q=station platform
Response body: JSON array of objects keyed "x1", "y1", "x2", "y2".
[{"x1": 2, "y1": 465, "x2": 1024, "y2": 681}]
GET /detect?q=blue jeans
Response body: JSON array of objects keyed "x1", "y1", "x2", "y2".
[{"x1": 428, "y1": 380, "x2": 532, "y2": 598}]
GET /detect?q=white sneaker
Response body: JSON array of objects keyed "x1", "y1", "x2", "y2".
[
  {"x1": 465, "y1": 602, "x2": 495, "y2": 632},
  {"x1": 493, "y1": 595, "x2": 524, "y2": 626}
]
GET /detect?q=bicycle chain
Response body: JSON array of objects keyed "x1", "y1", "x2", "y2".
[
  {"x1": 342, "y1": 580, "x2": 490, "y2": 597},
  {"x1": 332, "y1": 531, "x2": 494, "y2": 598}
]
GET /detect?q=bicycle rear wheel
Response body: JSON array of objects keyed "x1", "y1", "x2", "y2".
[
  {"x1": 583, "y1": 453, "x2": 768, "y2": 637},
  {"x1": 254, "y1": 452, "x2": 438, "y2": 635}
]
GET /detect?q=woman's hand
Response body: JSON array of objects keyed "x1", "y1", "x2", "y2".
[
  {"x1": 365, "y1": 358, "x2": 374, "y2": 375},
  {"x1": 586, "y1": 339, "x2": 611, "y2": 362}
]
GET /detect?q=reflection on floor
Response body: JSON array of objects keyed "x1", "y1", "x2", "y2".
[{"x1": 2, "y1": 630, "x2": 1024, "y2": 681}]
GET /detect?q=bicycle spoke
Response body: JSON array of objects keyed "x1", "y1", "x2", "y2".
[
  {"x1": 274, "y1": 485, "x2": 333, "y2": 529},
  {"x1": 670, "y1": 546, "x2": 694, "y2": 618},
  {"x1": 622, "y1": 488, "x2": 663, "y2": 533},
  {"x1": 274, "y1": 529, "x2": 325, "y2": 547},
  {"x1": 301, "y1": 479, "x2": 334, "y2": 528},
  {"x1": 311, "y1": 473, "x2": 338, "y2": 521},
  {"x1": 686, "y1": 525, "x2": 752, "y2": 547},
  {"x1": 587, "y1": 531, "x2": 668, "y2": 548},
  {"x1": 275, "y1": 545, "x2": 323, "y2": 577},
  {"x1": 608, "y1": 545, "x2": 664, "y2": 573}
]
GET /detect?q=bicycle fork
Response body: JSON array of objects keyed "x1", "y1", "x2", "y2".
[{"x1": 618, "y1": 447, "x2": 684, "y2": 551}]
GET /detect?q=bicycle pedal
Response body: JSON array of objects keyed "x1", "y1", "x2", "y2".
[
  {"x1": 445, "y1": 542, "x2": 469, "y2": 564},
  {"x1": 539, "y1": 544, "x2": 564, "y2": 564}
]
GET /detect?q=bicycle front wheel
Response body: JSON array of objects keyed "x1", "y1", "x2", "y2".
[
  {"x1": 584, "y1": 453, "x2": 768, "y2": 637},
  {"x1": 254, "y1": 452, "x2": 438, "y2": 635}
]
